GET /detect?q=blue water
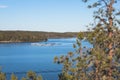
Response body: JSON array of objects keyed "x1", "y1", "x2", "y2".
[{"x1": 0, "y1": 38, "x2": 92, "y2": 80}]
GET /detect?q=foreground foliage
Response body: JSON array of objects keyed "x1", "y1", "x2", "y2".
[
  {"x1": 0, "y1": 71, "x2": 42, "y2": 80},
  {"x1": 54, "y1": 0, "x2": 120, "y2": 80}
]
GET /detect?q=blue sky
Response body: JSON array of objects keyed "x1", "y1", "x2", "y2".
[{"x1": 0, "y1": 0, "x2": 93, "y2": 32}]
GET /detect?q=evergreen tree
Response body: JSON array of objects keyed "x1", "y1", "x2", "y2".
[
  {"x1": 21, "y1": 71, "x2": 43, "y2": 80},
  {"x1": 21, "y1": 77, "x2": 27, "y2": 80},
  {"x1": 0, "y1": 72, "x2": 6, "y2": 80},
  {"x1": 54, "y1": 0, "x2": 120, "y2": 80},
  {"x1": 11, "y1": 73, "x2": 18, "y2": 80}
]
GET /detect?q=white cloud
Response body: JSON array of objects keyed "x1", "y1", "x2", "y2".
[{"x1": 0, "y1": 5, "x2": 8, "y2": 8}]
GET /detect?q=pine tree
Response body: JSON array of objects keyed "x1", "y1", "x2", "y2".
[
  {"x1": 0, "y1": 72, "x2": 6, "y2": 80},
  {"x1": 54, "y1": 0, "x2": 120, "y2": 80},
  {"x1": 11, "y1": 73, "x2": 18, "y2": 80}
]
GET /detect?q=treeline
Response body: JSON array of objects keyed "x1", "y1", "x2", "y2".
[
  {"x1": 0, "y1": 31, "x2": 47, "y2": 42},
  {"x1": 0, "y1": 31, "x2": 78, "y2": 43}
]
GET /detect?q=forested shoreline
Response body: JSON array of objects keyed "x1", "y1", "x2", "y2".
[{"x1": 0, "y1": 31, "x2": 78, "y2": 43}]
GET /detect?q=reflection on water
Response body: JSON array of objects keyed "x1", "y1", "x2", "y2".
[
  {"x1": 0, "y1": 38, "x2": 92, "y2": 80},
  {"x1": 31, "y1": 43, "x2": 59, "y2": 46}
]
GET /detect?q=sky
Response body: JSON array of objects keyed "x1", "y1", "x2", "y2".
[{"x1": 0, "y1": 0, "x2": 94, "y2": 32}]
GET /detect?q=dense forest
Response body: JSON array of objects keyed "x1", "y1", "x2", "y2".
[{"x1": 0, "y1": 31, "x2": 78, "y2": 43}]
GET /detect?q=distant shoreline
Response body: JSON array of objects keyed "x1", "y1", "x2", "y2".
[
  {"x1": 0, "y1": 37, "x2": 76, "y2": 43},
  {"x1": 0, "y1": 41, "x2": 22, "y2": 43},
  {"x1": 0, "y1": 31, "x2": 78, "y2": 43}
]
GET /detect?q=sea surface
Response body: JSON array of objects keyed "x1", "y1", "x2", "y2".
[{"x1": 0, "y1": 38, "x2": 92, "y2": 80}]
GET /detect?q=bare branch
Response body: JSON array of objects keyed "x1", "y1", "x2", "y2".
[{"x1": 102, "y1": 0, "x2": 108, "y2": 6}]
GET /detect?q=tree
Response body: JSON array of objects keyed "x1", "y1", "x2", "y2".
[
  {"x1": 11, "y1": 73, "x2": 18, "y2": 80},
  {"x1": 36, "y1": 76, "x2": 43, "y2": 80},
  {"x1": 0, "y1": 69, "x2": 42, "y2": 80},
  {"x1": 54, "y1": 0, "x2": 120, "y2": 80},
  {"x1": 0, "y1": 72, "x2": 6, "y2": 80},
  {"x1": 21, "y1": 77, "x2": 27, "y2": 80},
  {"x1": 21, "y1": 71, "x2": 43, "y2": 80}
]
